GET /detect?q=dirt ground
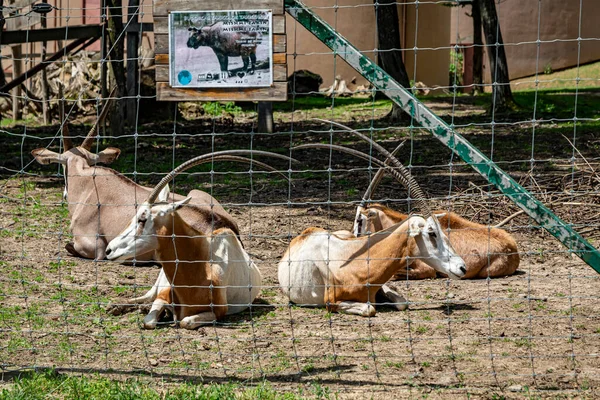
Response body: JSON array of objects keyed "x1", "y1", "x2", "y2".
[{"x1": 1, "y1": 97, "x2": 600, "y2": 399}]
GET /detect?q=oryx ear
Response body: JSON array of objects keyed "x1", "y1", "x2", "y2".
[
  {"x1": 31, "y1": 148, "x2": 65, "y2": 165},
  {"x1": 157, "y1": 184, "x2": 171, "y2": 202},
  {"x1": 367, "y1": 209, "x2": 378, "y2": 218},
  {"x1": 408, "y1": 218, "x2": 425, "y2": 237},
  {"x1": 156, "y1": 196, "x2": 191, "y2": 217},
  {"x1": 434, "y1": 213, "x2": 447, "y2": 219},
  {"x1": 96, "y1": 147, "x2": 121, "y2": 164},
  {"x1": 174, "y1": 196, "x2": 192, "y2": 209}
]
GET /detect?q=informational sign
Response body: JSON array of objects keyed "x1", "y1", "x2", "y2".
[{"x1": 169, "y1": 10, "x2": 273, "y2": 88}]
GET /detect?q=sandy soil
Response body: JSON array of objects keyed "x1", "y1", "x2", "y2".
[{"x1": 1, "y1": 105, "x2": 599, "y2": 398}]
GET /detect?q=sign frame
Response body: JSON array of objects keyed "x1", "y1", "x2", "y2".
[{"x1": 153, "y1": 0, "x2": 287, "y2": 102}]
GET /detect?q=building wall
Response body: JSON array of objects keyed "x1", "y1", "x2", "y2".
[
  {"x1": 403, "y1": 2, "x2": 451, "y2": 91},
  {"x1": 451, "y1": 0, "x2": 600, "y2": 81},
  {"x1": 286, "y1": 0, "x2": 451, "y2": 89}
]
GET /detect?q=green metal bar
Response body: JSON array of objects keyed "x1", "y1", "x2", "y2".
[{"x1": 285, "y1": 0, "x2": 600, "y2": 273}]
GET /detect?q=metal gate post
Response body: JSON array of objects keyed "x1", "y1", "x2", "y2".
[{"x1": 285, "y1": 0, "x2": 600, "y2": 273}]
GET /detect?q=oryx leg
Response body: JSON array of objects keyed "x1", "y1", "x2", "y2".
[
  {"x1": 329, "y1": 301, "x2": 376, "y2": 317},
  {"x1": 106, "y1": 269, "x2": 168, "y2": 315},
  {"x1": 143, "y1": 287, "x2": 174, "y2": 329},
  {"x1": 379, "y1": 283, "x2": 408, "y2": 311},
  {"x1": 66, "y1": 236, "x2": 105, "y2": 260},
  {"x1": 179, "y1": 312, "x2": 218, "y2": 330}
]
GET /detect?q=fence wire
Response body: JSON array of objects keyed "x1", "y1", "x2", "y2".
[{"x1": 0, "y1": 0, "x2": 599, "y2": 398}]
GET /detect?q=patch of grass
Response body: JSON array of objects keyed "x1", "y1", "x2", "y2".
[
  {"x1": 415, "y1": 326, "x2": 429, "y2": 334},
  {"x1": 514, "y1": 338, "x2": 533, "y2": 348},
  {"x1": 0, "y1": 369, "x2": 311, "y2": 399},
  {"x1": 511, "y1": 61, "x2": 600, "y2": 92},
  {"x1": 384, "y1": 361, "x2": 404, "y2": 369}
]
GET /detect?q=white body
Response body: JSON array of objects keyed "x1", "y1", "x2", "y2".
[{"x1": 278, "y1": 216, "x2": 467, "y2": 317}]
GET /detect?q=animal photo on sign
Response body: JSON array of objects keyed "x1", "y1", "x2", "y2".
[{"x1": 169, "y1": 10, "x2": 273, "y2": 88}]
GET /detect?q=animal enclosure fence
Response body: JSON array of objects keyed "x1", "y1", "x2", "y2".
[{"x1": 1, "y1": 0, "x2": 599, "y2": 398}]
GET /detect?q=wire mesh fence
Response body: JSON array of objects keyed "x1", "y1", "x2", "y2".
[{"x1": 1, "y1": 0, "x2": 599, "y2": 398}]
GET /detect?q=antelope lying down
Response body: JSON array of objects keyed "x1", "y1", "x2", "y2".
[
  {"x1": 354, "y1": 204, "x2": 520, "y2": 279},
  {"x1": 106, "y1": 152, "x2": 288, "y2": 329},
  {"x1": 31, "y1": 93, "x2": 236, "y2": 261},
  {"x1": 304, "y1": 119, "x2": 520, "y2": 280},
  {"x1": 351, "y1": 142, "x2": 520, "y2": 280},
  {"x1": 31, "y1": 95, "x2": 291, "y2": 263},
  {"x1": 278, "y1": 215, "x2": 467, "y2": 317}
]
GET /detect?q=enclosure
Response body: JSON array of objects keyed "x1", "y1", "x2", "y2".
[{"x1": 1, "y1": 0, "x2": 600, "y2": 399}]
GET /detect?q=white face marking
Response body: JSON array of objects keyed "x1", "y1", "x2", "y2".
[
  {"x1": 412, "y1": 215, "x2": 466, "y2": 279},
  {"x1": 105, "y1": 189, "x2": 192, "y2": 261},
  {"x1": 353, "y1": 207, "x2": 369, "y2": 237},
  {"x1": 105, "y1": 204, "x2": 159, "y2": 261}
]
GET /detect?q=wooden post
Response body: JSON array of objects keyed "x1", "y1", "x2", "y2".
[
  {"x1": 257, "y1": 101, "x2": 273, "y2": 133},
  {"x1": 126, "y1": 0, "x2": 140, "y2": 127},
  {"x1": 11, "y1": 45, "x2": 22, "y2": 120},
  {"x1": 41, "y1": 0, "x2": 50, "y2": 124},
  {"x1": 0, "y1": 0, "x2": 8, "y2": 120},
  {"x1": 106, "y1": 0, "x2": 126, "y2": 136}
]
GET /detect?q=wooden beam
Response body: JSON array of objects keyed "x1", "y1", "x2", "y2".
[
  {"x1": 156, "y1": 81, "x2": 287, "y2": 101},
  {"x1": 0, "y1": 25, "x2": 101, "y2": 45},
  {"x1": 0, "y1": 37, "x2": 91, "y2": 94},
  {"x1": 125, "y1": 22, "x2": 153, "y2": 32},
  {"x1": 153, "y1": 0, "x2": 284, "y2": 17}
]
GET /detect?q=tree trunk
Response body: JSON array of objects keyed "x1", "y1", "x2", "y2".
[
  {"x1": 106, "y1": 0, "x2": 126, "y2": 136},
  {"x1": 373, "y1": 0, "x2": 411, "y2": 122},
  {"x1": 471, "y1": 0, "x2": 483, "y2": 95},
  {"x1": 0, "y1": 0, "x2": 7, "y2": 120},
  {"x1": 479, "y1": 0, "x2": 517, "y2": 111}
]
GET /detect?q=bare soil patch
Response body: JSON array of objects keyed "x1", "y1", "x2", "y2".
[{"x1": 1, "y1": 96, "x2": 599, "y2": 398}]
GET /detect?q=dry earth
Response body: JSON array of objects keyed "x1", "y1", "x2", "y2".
[{"x1": 1, "y1": 98, "x2": 599, "y2": 398}]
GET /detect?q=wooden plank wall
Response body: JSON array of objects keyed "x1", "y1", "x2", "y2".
[{"x1": 153, "y1": 0, "x2": 287, "y2": 101}]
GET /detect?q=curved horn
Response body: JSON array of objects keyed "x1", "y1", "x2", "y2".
[
  {"x1": 360, "y1": 140, "x2": 406, "y2": 207},
  {"x1": 313, "y1": 118, "x2": 430, "y2": 215},
  {"x1": 81, "y1": 87, "x2": 117, "y2": 151},
  {"x1": 58, "y1": 83, "x2": 73, "y2": 151},
  {"x1": 147, "y1": 150, "x2": 298, "y2": 204},
  {"x1": 292, "y1": 143, "x2": 420, "y2": 202}
]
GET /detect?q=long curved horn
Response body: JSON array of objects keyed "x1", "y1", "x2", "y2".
[
  {"x1": 360, "y1": 140, "x2": 405, "y2": 207},
  {"x1": 292, "y1": 143, "x2": 426, "y2": 210},
  {"x1": 58, "y1": 83, "x2": 73, "y2": 151},
  {"x1": 81, "y1": 87, "x2": 117, "y2": 151},
  {"x1": 147, "y1": 150, "x2": 298, "y2": 203},
  {"x1": 313, "y1": 118, "x2": 430, "y2": 215}
]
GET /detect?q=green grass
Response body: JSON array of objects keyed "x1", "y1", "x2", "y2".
[
  {"x1": 0, "y1": 370, "x2": 326, "y2": 399},
  {"x1": 511, "y1": 61, "x2": 600, "y2": 91}
]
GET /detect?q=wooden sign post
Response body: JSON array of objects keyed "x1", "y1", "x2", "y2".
[{"x1": 153, "y1": 0, "x2": 287, "y2": 102}]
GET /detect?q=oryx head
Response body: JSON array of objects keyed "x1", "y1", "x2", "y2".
[
  {"x1": 106, "y1": 150, "x2": 298, "y2": 261},
  {"x1": 407, "y1": 213, "x2": 466, "y2": 279},
  {"x1": 31, "y1": 88, "x2": 119, "y2": 199},
  {"x1": 104, "y1": 184, "x2": 191, "y2": 261}
]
